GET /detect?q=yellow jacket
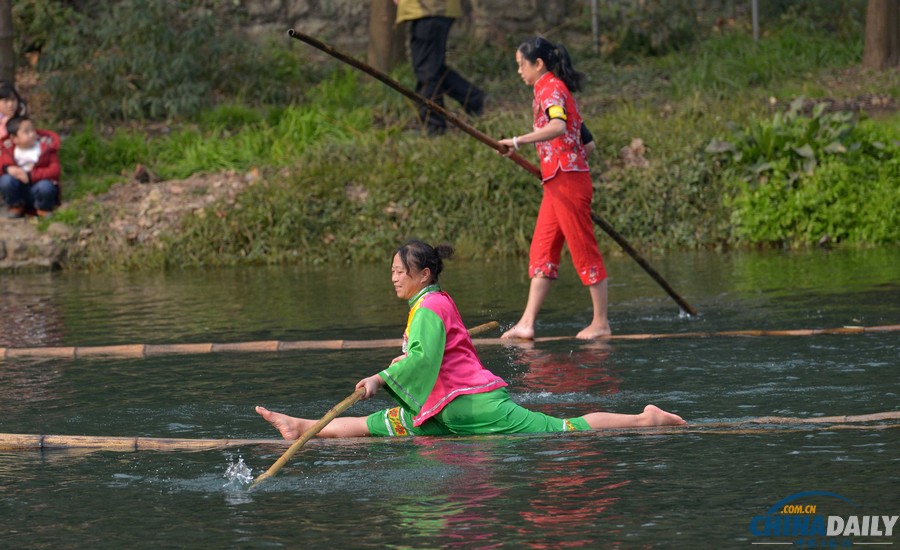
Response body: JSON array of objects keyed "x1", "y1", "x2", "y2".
[{"x1": 395, "y1": 0, "x2": 461, "y2": 24}]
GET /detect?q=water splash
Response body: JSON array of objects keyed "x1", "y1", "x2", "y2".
[
  {"x1": 223, "y1": 454, "x2": 253, "y2": 487},
  {"x1": 678, "y1": 308, "x2": 697, "y2": 320}
]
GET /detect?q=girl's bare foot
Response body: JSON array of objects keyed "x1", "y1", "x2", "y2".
[
  {"x1": 575, "y1": 321, "x2": 611, "y2": 340},
  {"x1": 501, "y1": 324, "x2": 535, "y2": 340},
  {"x1": 641, "y1": 404, "x2": 687, "y2": 426},
  {"x1": 255, "y1": 406, "x2": 311, "y2": 440}
]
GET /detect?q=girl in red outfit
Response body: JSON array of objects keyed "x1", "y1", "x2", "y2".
[{"x1": 498, "y1": 37, "x2": 610, "y2": 340}]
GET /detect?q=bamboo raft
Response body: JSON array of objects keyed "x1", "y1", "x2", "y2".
[
  {"x1": 1, "y1": 324, "x2": 897, "y2": 360},
  {"x1": 1, "y1": 412, "x2": 897, "y2": 452}
]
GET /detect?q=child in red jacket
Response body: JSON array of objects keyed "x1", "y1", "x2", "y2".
[{"x1": 0, "y1": 115, "x2": 60, "y2": 218}]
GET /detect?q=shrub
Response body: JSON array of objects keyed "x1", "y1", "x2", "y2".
[
  {"x1": 26, "y1": 0, "x2": 309, "y2": 122},
  {"x1": 710, "y1": 106, "x2": 899, "y2": 246},
  {"x1": 727, "y1": 153, "x2": 899, "y2": 245},
  {"x1": 706, "y1": 97, "x2": 860, "y2": 182}
]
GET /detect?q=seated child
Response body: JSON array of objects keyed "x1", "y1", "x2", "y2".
[{"x1": 0, "y1": 116, "x2": 60, "y2": 218}]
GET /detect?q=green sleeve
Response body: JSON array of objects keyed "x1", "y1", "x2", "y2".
[{"x1": 378, "y1": 307, "x2": 446, "y2": 414}]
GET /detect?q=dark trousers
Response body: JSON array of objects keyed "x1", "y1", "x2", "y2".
[
  {"x1": 0, "y1": 174, "x2": 59, "y2": 212},
  {"x1": 409, "y1": 16, "x2": 485, "y2": 134}
]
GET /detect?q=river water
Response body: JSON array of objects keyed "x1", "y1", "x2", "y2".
[{"x1": 1, "y1": 248, "x2": 898, "y2": 548}]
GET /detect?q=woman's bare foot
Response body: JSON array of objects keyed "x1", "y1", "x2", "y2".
[
  {"x1": 575, "y1": 321, "x2": 611, "y2": 340},
  {"x1": 255, "y1": 406, "x2": 312, "y2": 440},
  {"x1": 501, "y1": 324, "x2": 535, "y2": 340},
  {"x1": 641, "y1": 404, "x2": 687, "y2": 426}
]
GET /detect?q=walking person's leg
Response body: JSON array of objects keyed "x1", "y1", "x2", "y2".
[
  {"x1": 441, "y1": 68, "x2": 486, "y2": 116},
  {"x1": 433, "y1": 19, "x2": 486, "y2": 116},
  {"x1": 580, "y1": 279, "x2": 610, "y2": 339},
  {"x1": 549, "y1": 171, "x2": 611, "y2": 339},
  {"x1": 409, "y1": 17, "x2": 452, "y2": 134},
  {"x1": 502, "y1": 184, "x2": 565, "y2": 340}
]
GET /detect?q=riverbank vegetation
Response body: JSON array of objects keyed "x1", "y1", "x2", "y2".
[{"x1": 14, "y1": 0, "x2": 899, "y2": 270}]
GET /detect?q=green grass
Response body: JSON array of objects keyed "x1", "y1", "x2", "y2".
[
  {"x1": 59, "y1": 69, "x2": 406, "y2": 199},
  {"x1": 53, "y1": 15, "x2": 900, "y2": 270},
  {"x1": 663, "y1": 26, "x2": 862, "y2": 98}
]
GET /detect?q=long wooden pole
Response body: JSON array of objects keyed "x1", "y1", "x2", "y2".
[
  {"x1": 3, "y1": 411, "x2": 897, "y2": 452},
  {"x1": 286, "y1": 29, "x2": 698, "y2": 316},
  {"x1": 250, "y1": 387, "x2": 366, "y2": 488},
  {"x1": 287, "y1": 30, "x2": 539, "y2": 175},
  {"x1": 249, "y1": 320, "x2": 500, "y2": 487},
  {"x1": 0, "y1": 433, "x2": 285, "y2": 452},
  {"x1": 465, "y1": 320, "x2": 499, "y2": 336},
  {"x1": 3, "y1": 323, "x2": 897, "y2": 359}
]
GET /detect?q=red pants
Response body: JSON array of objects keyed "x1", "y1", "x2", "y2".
[{"x1": 528, "y1": 170, "x2": 607, "y2": 286}]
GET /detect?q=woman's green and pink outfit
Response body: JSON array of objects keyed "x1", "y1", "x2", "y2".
[{"x1": 365, "y1": 285, "x2": 591, "y2": 436}]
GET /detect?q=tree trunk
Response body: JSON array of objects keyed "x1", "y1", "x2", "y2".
[
  {"x1": 0, "y1": 0, "x2": 14, "y2": 83},
  {"x1": 367, "y1": 0, "x2": 405, "y2": 73},
  {"x1": 863, "y1": 0, "x2": 900, "y2": 69}
]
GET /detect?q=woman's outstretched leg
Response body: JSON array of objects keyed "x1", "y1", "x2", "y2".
[
  {"x1": 581, "y1": 404, "x2": 686, "y2": 429},
  {"x1": 255, "y1": 406, "x2": 371, "y2": 438}
]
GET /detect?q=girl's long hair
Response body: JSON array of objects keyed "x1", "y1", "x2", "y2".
[{"x1": 517, "y1": 36, "x2": 585, "y2": 93}]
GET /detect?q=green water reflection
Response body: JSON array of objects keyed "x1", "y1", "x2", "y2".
[{"x1": 0, "y1": 248, "x2": 897, "y2": 548}]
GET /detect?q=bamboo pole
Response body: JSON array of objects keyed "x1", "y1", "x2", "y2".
[
  {"x1": 249, "y1": 320, "x2": 500, "y2": 487},
  {"x1": 702, "y1": 410, "x2": 900, "y2": 427},
  {"x1": 286, "y1": 29, "x2": 698, "y2": 316},
  {"x1": 2, "y1": 324, "x2": 896, "y2": 360},
  {"x1": 250, "y1": 388, "x2": 367, "y2": 488},
  {"x1": 2, "y1": 411, "x2": 897, "y2": 452},
  {"x1": 465, "y1": 320, "x2": 499, "y2": 336},
  {"x1": 0, "y1": 433, "x2": 284, "y2": 452}
]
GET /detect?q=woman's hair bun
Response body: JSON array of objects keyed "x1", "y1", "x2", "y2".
[{"x1": 434, "y1": 243, "x2": 455, "y2": 261}]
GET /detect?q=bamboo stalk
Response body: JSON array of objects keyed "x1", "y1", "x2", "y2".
[
  {"x1": 706, "y1": 410, "x2": 900, "y2": 426},
  {"x1": 0, "y1": 433, "x2": 285, "y2": 452},
  {"x1": 2, "y1": 324, "x2": 896, "y2": 360},
  {"x1": 4, "y1": 346, "x2": 77, "y2": 359},
  {"x1": 211, "y1": 341, "x2": 281, "y2": 353},
  {"x1": 286, "y1": 30, "x2": 539, "y2": 176},
  {"x1": 466, "y1": 320, "x2": 499, "y2": 336},
  {"x1": 587, "y1": 423, "x2": 900, "y2": 437},
  {"x1": 145, "y1": 343, "x2": 214, "y2": 355},
  {"x1": 250, "y1": 388, "x2": 367, "y2": 489},
  {"x1": 75, "y1": 344, "x2": 145, "y2": 358},
  {"x1": 286, "y1": 29, "x2": 698, "y2": 316},
  {"x1": 1, "y1": 411, "x2": 896, "y2": 452},
  {"x1": 249, "y1": 321, "x2": 498, "y2": 487}
]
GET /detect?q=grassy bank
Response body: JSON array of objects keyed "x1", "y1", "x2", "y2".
[{"x1": 45, "y1": 15, "x2": 899, "y2": 270}]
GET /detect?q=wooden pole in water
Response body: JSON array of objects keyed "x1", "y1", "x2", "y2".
[
  {"x1": 3, "y1": 324, "x2": 897, "y2": 359},
  {"x1": 702, "y1": 410, "x2": 900, "y2": 427},
  {"x1": 249, "y1": 321, "x2": 500, "y2": 487},
  {"x1": 466, "y1": 320, "x2": 499, "y2": 336},
  {"x1": 2, "y1": 411, "x2": 897, "y2": 452},
  {"x1": 250, "y1": 387, "x2": 367, "y2": 488},
  {"x1": 286, "y1": 29, "x2": 698, "y2": 316},
  {"x1": 0, "y1": 433, "x2": 286, "y2": 452}
]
